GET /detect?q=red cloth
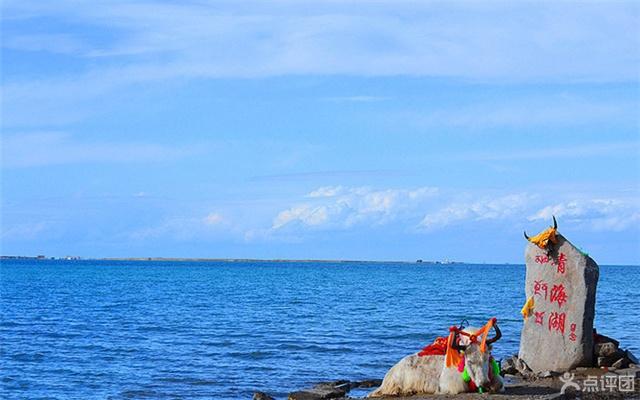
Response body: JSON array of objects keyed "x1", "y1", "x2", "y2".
[{"x1": 417, "y1": 336, "x2": 448, "y2": 356}]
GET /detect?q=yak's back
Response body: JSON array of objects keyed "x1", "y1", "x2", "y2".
[{"x1": 368, "y1": 353, "x2": 442, "y2": 397}]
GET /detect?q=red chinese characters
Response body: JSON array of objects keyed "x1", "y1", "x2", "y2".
[
  {"x1": 569, "y1": 323, "x2": 577, "y2": 341},
  {"x1": 548, "y1": 312, "x2": 566, "y2": 334},
  {"x1": 535, "y1": 255, "x2": 550, "y2": 264},
  {"x1": 556, "y1": 253, "x2": 567, "y2": 274},
  {"x1": 534, "y1": 252, "x2": 567, "y2": 275},
  {"x1": 550, "y1": 284, "x2": 568, "y2": 308},
  {"x1": 530, "y1": 253, "x2": 572, "y2": 338},
  {"x1": 534, "y1": 280, "x2": 548, "y2": 300}
]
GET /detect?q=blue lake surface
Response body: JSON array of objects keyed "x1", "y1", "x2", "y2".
[{"x1": 1, "y1": 259, "x2": 638, "y2": 399}]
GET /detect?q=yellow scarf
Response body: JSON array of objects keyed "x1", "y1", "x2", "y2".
[
  {"x1": 527, "y1": 227, "x2": 557, "y2": 249},
  {"x1": 520, "y1": 296, "x2": 535, "y2": 319}
]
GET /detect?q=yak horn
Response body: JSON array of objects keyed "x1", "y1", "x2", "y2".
[
  {"x1": 553, "y1": 215, "x2": 557, "y2": 229},
  {"x1": 523, "y1": 231, "x2": 530, "y2": 240},
  {"x1": 451, "y1": 331, "x2": 467, "y2": 351},
  {"x1": 486, "y1": 324, "x2": 502, "y2": 345}
]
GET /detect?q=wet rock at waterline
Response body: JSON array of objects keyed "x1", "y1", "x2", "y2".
[
  {"x1": 253, "y1": 391, "x2": 275, "y2": 400},
  {"x1": 288, "y1": 380, "x2": 380, "y2": 400}
]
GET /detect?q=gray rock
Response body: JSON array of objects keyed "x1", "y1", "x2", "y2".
[
  {"x1": 598, "y1": 349, "x2": 627, "y2": 367},
  {"x1": 594, "y1": 332, "x2": 620, "y2": 348},
  {"x1": 595, "y1": 341, "x2": 618, "y2": 357},
  {"x1": 501, "y1": 356, "x2": 519, "y2": 375},
  {"x1": 502, "y1": 373, "x2": 521, "y2": 383},
  {"x1": 611, "y1": 357, "x2": 629, "y2": 369},
  {"x1": 519, "y1": 234, "x2": 599, "y2": 372},
  {"x1": 515, "y1": 357, "x2": 534, "y2": 378},
  {"x1": 538, "y1": 370, "x2": 557, "y2": 378},
  {"x1": 626, "y1": 350, "x2": 639, "y2": 365},
  {"x1": 288, "y1": 382, "x2": 348, "y2": 400},
  {"x1": 288, "y1": 392, "x2": 323, "y2": 400},
  {"x1": 616, "y1": 367, "x2": 640, "y2": 379},
  {"x1": 315, "y1": 380, "x2": 350, "y2": 389},
  {"x1": 288, "y1": 390, "x2": 335, "y2": 400},
  {"x1": 253, "y1": 392, "x2": 275, "y2": 400},
  {"x1": 351, "y1": 379, "x2": 382, "y2": 388}
]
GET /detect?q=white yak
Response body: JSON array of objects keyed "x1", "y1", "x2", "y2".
[{"x1": 369, "y1": 320, "x2": 504, "y2": 397}]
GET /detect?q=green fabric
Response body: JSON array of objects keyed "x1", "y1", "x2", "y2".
[
  {"x1": 491, "y1": 358, "x2": 501, "y2": 377},
  {"x1": 461, "y1": 367, "x2": 470, "y2": 382}
]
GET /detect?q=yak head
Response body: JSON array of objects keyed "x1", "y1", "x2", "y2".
[
  {"x1": 524, "y1": 216, "x2": 558, "y2": 255},
  {"x1": 453, "y1": 323, "x2": 502, "y2": 390}
]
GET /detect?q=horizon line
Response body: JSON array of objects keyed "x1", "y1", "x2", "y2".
[{"x1": 2, "y1": 255, "x2": 639, "y2": 267}]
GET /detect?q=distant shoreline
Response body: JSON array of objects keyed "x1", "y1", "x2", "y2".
[
  {"x1": 2, "y1": 255, "x2": 638, "y2": 267},
  {"x1": 103, "y1": 257, "x2": 473, "y2": 265},
  {"x1": 0, "y1": 255, "x2": 486, "y2": 265}
]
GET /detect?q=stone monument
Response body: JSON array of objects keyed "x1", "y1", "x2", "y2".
[{"x1": 519, "y1": 221, "x2": 599, "y2": 373}]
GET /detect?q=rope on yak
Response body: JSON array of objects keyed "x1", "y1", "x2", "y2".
[
  {"x1": 417, "y1": 317, "x2": 499, "y2": 366},
  {"x1": 453, "y1": 317, "x2": 497, "y2": 355}
]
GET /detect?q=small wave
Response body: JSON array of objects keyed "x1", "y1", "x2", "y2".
[
  {"x1": 0, "y1": 321, "x2": 22, "y2": 328},
  {"x1": 120, "y1": 389, "x2": 165, "y2": 399},
  {"x1": 274, "y1": 343, "x2": 355, "y2": 354},
  {"x1": 228, "y1": 350, "x2": 277, "y2": 360},
  {"x1": 156, "y1": 377, "x2": 217, "y2": 386},
  {"x1": 10, "y1": 352, "x2": 45, "y2": 363},
  {"x1": 369, "y1": 332, "x2": 432, "y2": 341},
  {"x1": 38, "y1": 331, "x2": 82, "y2": 339}
]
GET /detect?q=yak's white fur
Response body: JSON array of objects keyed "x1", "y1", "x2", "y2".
[{"x1": 368, "y1": 327, "x2": 505, "y2": 397}]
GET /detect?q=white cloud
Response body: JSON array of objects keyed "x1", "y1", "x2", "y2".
[
  {"x1": 307, "y1": 186, "x2": 345, "y2": 198},
  {"x1": 117, "y1": 188, "x2": 640, "y2": 246},
  {"x1": 273, "y1": 204, "x2": 330, "y2": 229},
  {"x1": 1, "y1": 132, "x2": 204, "y2": 168},
  {"x1": 3, "y1": 1, "x2": 634, "y2": 81},
  {"x1": 272, "y1": 186, "x2": 438, "y2": 230},
  {"x1": 1, "y1": 1, "x2": 637, "y2": 127},
  {"x1": 203, "y1": 213, "x2": 224, "y2": 226},
  {"x1": 529, "y1": 199, "x2": 640, "y2": 232},
  {"x1": 419, "y1": 194, "x2": 532, "y2": 229}
]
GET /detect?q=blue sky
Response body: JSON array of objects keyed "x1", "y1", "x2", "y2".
[{"x1": 1, "y1": 1, "x2": 639, "y2": 264}]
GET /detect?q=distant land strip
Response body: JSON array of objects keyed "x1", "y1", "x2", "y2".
[{"x1": 1, "y1": 255, "x2": 469, "y2": 264}]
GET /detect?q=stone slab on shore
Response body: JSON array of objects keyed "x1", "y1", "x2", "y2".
[{"x1": 520, "y1": 234, "x2": 599, "y2": 373}]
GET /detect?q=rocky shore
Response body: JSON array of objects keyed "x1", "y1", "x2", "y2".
[{"x1": 255, "y1": 364, "x2": 639, "y2": 400}]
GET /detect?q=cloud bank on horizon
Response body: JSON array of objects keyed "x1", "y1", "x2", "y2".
[{"x1": 2, "y1": 1, "x2": 639, "y2": 263}]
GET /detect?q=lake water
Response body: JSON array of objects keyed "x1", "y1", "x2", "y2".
[{"x1": 1, "y1": 259, "x2": 638, "y2": 399}]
